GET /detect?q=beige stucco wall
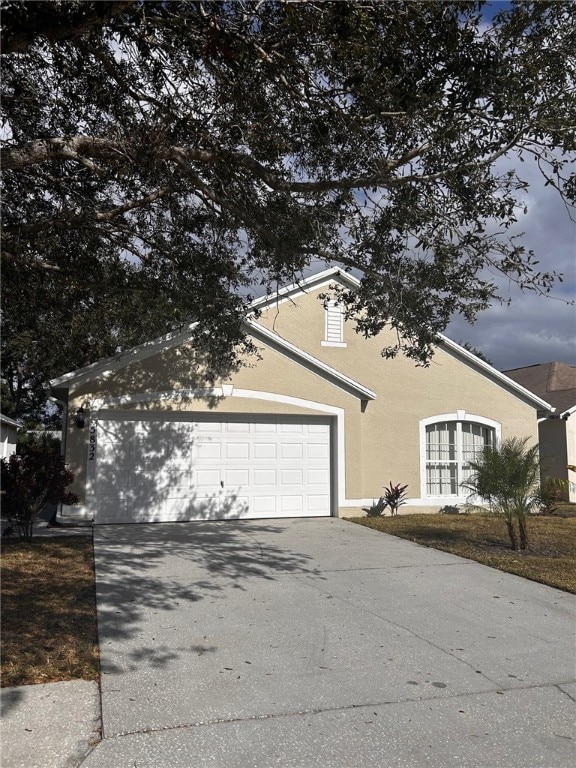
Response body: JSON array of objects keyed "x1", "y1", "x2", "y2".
[
  {"x1": 568, "y1": 416, "x2": 576, "y2": 502},
  {"x1": 539, "y1": 415, "x2": 576, "y2": 502},
  {"x1": 66, "y1": 339, "x2": 363, "y2": 506},
  {"x1": 63, "y1": 278, "x2": 540, "y2": 516},
  {"x1": 255, "y1": 283, "x2": 539, "y2": 506}
]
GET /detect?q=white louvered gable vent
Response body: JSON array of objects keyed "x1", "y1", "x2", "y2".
[{"x1": 322, "y1": 301, "x2": 346, "y2": 347}]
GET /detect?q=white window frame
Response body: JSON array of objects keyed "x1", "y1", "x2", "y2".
[
  {"x1": 419, "y1": 412, "x2": 501, "y2": 503},
  {"x1": 321, "y1": 301, "x2": 347, "y2": 347}
]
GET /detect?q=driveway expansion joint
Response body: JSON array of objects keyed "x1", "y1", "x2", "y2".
[{"x1": 100, "y1": 681, "x2": 572, "y2": 742}]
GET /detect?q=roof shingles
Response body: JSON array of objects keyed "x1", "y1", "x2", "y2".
[{"x1": 503, "y1": 362, "x2": 576, "y2": 414}]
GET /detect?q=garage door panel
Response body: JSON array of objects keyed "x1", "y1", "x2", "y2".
[
  {"x1": 307, "y1": 443, "x2": 329, "y2": 459},
  {"x1": 225, "y1": 468, "x2": 250, "y2": 486},
  {"x1": 308, "y1": 495, "x2": 330, "y2": 513},
  {"x1": 196, "y1": 442, "x2": 221, "y2": 460},
  {"x1": 225, "y1": 443, "x2": 250, "y2": 459},
  {"x1": 252, "y1": 496, "x2": 277, "y2": 515},
  {"x1": 253, "y1": 468, "x2": 277, "y2": 486},
  {"x1": 226, "y1": 422, "x2": 250, "y2": 434},
  {"x1": 280, "y1": 423, "x2": 304, "y2": 434},
  {"x1": 253, "y1": 422, "x2": 276, "y2": 433},
  {"x1": 254, "y1": 443, "x2": 277, "y2": 459},
  {"x1": 220, "y1": 493, "x2": 249, "y2": 518},
  {"x1": 96, "y1": 468, "x2": 130, "y2": 495},
  {"x1": 308, "y1": 468, "x2": 330, "y2": 485},
  {"x1": 308, "y1": 423, "x2": 329, "y2": 434},
  {"x1": 93, "y1": 414, "x2": 331, "y2": 523},
  {"x1": 281, "y1": 443, "x2": 303, "y2": 459},
  {"x1": 281, "y1": 469, "x2": 303, "y2": 485},
  {"x1": 134, "y1": 470, "x2": 192, "y2": 495}
]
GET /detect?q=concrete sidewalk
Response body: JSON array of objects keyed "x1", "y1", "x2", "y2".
[
  {"x1": 0, "y1": 681, "x2": 100, "y2": 768},
  {"x1": 1, "y1": 518, "x2": 575, "y2": 767}
]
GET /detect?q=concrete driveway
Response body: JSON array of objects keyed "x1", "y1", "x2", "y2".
[{"x1": 84, "y1": 518, "x2": 575, "y2": 767}]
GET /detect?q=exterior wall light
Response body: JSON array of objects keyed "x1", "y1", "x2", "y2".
[{"x1": 75, "y1": 407, "x2": 86, "y2": 429}]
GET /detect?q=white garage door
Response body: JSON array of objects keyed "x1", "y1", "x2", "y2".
[{"x1": 90, "y1": 412, "x2": 332, "y2": 523}]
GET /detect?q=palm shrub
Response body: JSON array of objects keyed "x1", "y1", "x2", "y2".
[{"x1": 461, "y1": 437, "x2": 539, "y2": 551}]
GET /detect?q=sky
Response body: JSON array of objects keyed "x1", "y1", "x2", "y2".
[
  {"x1": 446, "y1": 169, "x2": 576, "y2": 372},
  {"x1": 446, "y1": 2, "x2": 576, "y2": 370},
  {"x1": 443, "y1": 0, "x2": 576, "y2": 372}
]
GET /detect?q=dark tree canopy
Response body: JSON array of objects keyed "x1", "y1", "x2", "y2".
[{"x1": 1, "y1": 0, "x2": 575, "y2": 419}]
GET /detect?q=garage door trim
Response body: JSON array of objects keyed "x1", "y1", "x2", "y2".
[{"x1": 86, "y1": 406, "x2": 339, "y2": 523}]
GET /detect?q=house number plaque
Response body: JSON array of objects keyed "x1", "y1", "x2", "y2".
[{"x1": 88, "y1": 421, "x2": 97, "y2": 461}]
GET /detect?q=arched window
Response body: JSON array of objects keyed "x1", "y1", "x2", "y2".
[{"x1": 420, "y1": 414, "x2": 500, "y2": 500}]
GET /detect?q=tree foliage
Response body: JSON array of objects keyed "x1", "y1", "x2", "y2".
[
  {"x1": 1, "y1": 0, "x2": 575, "y2": 419},
  {"x1": 0, "y1": 433, "x2": 79, "y2": 541}
]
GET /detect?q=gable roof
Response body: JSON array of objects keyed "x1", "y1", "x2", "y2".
[
  {"x1": 246, "y1": 319, "x2": 376, "y2": 401},
  {"x1": 504, "y1": 362, "x2": 576, "y2": 417},
  {"x1": 49, "y1": 267, "x2": 553, "y2": 412}
]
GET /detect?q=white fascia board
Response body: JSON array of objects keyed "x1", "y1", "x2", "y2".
[
  {"x1": 245, "y1": 319, "x2": 376, "y2": 401},
  {"x1": 49, "y1": 322, "x2": 199, "y2": 391},
  {"x1": 49, "y1": 269, "x2": 357, "y2": 392},
  {"x1": 438, "y1": 335, "x2": 555, "y2": 413},
  {"x1": 248, "y1": 267, "x2": 360, "y2": 314},
  {"x1": 560, "y1": 403, "x2": 576, "y2": 418},
  {"x1": 0, "y1": 413, "x2": 21, "y2": 427}
]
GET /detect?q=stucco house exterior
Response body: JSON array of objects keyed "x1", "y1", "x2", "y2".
[
  {"x1": 504, "y1": 362, "x2": 576, "y2": 502},
  {"x1": 50, "y1": 269, "x2": 552, "y2": 524},
  {"x1": 0, "y1": 413, "x2": 20, "y2": 459}
]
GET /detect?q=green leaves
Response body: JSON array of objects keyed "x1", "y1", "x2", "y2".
[
  {"x1": 1, "y1": 1, "x2": 575, "y2": 418},
  {"x1": 462, "y1": 436, "x2": 541, "y2": 550}
]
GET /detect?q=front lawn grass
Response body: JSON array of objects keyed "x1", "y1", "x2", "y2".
[
  {"x1": 1, "y1": 537, "x2": 99, "y2": 687},
  {"x1": 348, "y1": 513, "x2": 576, "y2": 594}
]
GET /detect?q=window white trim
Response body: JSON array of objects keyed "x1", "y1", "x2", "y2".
[{"x1": 419, "y1": 412, "x2": 501, "y2": 503}]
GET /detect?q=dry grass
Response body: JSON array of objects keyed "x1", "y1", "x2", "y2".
[
  {"x1": 1, "y1": 537, "x2": 99, "y2": 687},
  {"x1": 348, "y1": 512, "x2": 576, "y2": 594}
]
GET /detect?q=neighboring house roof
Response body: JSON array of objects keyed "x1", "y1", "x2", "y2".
[
  {"x1": 0, "y1": 413, "x2": 20, "y2": 428},
  {"x1": 49, "y1": 267, "x2": 553, "y2": 412},
  {"x1": 503, "y1": 362, "x2": 576, "y2": 417}
]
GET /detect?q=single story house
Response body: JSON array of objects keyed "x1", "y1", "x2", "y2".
[
  {"x1": 0, "y1": 413, "x2": 20, "y2": 459},
  {"x1": 50, "y1": 268, "x2": 552, "y2": 524},
  {"x1": 504, "y1": 362, "x2": 576, "y2": 502}
]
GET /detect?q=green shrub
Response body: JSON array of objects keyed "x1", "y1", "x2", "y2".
[
  {"x1": 0, "y1": 434, "x2": 78, "y2": 541},
  {"x1": 462, "y1": 437, "x2": 539, "y2": 550}
]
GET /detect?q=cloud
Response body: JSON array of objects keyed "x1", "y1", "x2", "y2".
[{"x1": 447, "y1": 158, "x2": 576, "y2": 371}]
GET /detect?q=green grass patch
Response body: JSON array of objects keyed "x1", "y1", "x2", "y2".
[
  {"x1": 348, "y1": 513, "x2": 576, "y2": 594},
  {"x1": 1, "y1": 537, "x2": 99, "y2": 687}
]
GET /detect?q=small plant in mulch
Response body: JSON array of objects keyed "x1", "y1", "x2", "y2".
[{"x1": 363, "y1": 482, "x2": 408, "y2": 517}]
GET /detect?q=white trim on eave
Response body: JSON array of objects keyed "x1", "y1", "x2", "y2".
[
  {"x1": 48, "y1": 265, "x2": 554, "y2": 416},
  {"x1": 438, "y1": 335, "x2": 555, "y2": 413},
  {"x1": 245, "y1": 319, "x2": 375, "y2": 401},
  {"x1": 560, "y1": 403, "x2": 576, "y2": 419},
  {"x1": 49, "y1": 322, "x2": 200, "y2": 391},
  {"x1": 248, "y1": 267, "x2": 360, "y2": 314},
  {"x1": 0, "y1": 413, "x2": 21, "y2": 428}
]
